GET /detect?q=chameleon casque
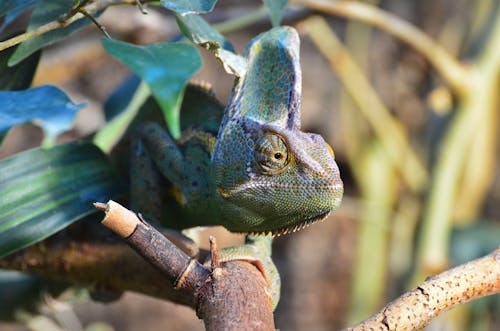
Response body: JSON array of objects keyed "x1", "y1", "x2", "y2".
[{"x1": 130, "y1": 26, "x2": 343, "y2": 307}]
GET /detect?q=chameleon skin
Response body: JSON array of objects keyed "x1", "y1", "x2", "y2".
[
  {"x1": 130, "y1": 27, "x2": 343, "y2": 308},
  {"x1": 131, "y1": 26, "x2": 343, "y2": 234},
  {"x1": 212, "y1": 27, "x2": 343, "y2": 234}
]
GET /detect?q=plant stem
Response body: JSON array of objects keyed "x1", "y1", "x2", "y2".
[
  {"x1": 291, "y1": 0, "x2": 470, "y2": 96},
  {"x1": 299, "y1": 16, "x2": 428, "y2": 193},
  {"x1": 0, "y1": 0, "x2": 138, "y2": 52},
  {"x1": 413, "y1": 6, "x2": 500, "y2": 282}
]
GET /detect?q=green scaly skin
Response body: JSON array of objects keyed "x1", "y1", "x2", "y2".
[{"x1": 130, "y1": 27, "x2": 343, "y2": 309}]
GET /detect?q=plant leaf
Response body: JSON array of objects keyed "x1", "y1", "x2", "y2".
[
  {"x1": 0, "y1": 41, "x2": 41, "y2": 90},
  {"x1": 8, "y1": 0, "x2": 91, "y2": 66},
  {"x1": 160, "y1": 0, "x2": 217, "y2": 15},
  {"x1": 102, "y1": 38, "x2": 202, "y2": 139},
  {"x1": 103, "y1": 74, "x2": 141, "y2": 122},
  {"x1": 0, "y1": 0, "x2": 38, "y2": 32},
  {"x1": 0, "y1": 142, "x2": 124, "y2": 258},
  {"x1": 0, "y1": 85, "x2": 86, "y2": 146},
  {"x1": 262, "y1": 0, "x2": 287, "y2": 27},
  {"x1": 93, "y1": 81, "x2": 151, "y2": 153},
  {"x1": 175, "y1": 14, "x2": 247, "y2": 77}
]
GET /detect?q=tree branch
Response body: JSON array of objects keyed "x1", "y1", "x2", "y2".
[
  {"x1": 0, "y1": 228, "x2": 194, "y2": 306},
  {"x1": 97, "y1": 200, "x2": 275, "y2": 330},
  {"x1": 342, "y1": 247, "x2": 500, "y2": 330}
]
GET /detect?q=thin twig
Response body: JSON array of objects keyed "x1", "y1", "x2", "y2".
[
  {"x1": 0, "y1": 0, "x2": 139, "y2": 52},
  {"x1": 79, "y1": 9, "x2": 112, "y2": 38}
]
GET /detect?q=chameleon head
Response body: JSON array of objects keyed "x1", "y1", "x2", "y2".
[
  {"x1": 212, "y1": 26, "x2": 343, "y2": 234},
  {"x1": 216, "y1": 123, "x2": 343, "y2": 234}
]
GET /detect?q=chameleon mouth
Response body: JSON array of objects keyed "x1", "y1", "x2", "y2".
[{"x1": 247, "y1": 210, "x2": 331, "y2": 237}]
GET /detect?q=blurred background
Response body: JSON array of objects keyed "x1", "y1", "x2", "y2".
[{"x1": 0, "y1": 0, "x2": 499, "y2": 330}]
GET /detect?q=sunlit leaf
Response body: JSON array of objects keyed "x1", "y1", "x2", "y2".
[
  {"x1": 0, "y1": 85, "x2": 85, "y2": 146},
  {"x1": 0, "y1": 142, "x2": 124, "y2": 258},
  {"x1": 262, "y1": 0, "x2": 287, "y2": 27},
  {"x1": 160, "y1": 0, "x2": 217, "y2": 14},
  {"x1": 102, "y1": 38, "x2": 202, "y2": 139},
  {"x1": 176, "y1": 14, "x2": 247, "y2": 76},
  {"x1": 94, "y1": 81, "x2": 151, "y2": 153},
  {"x1": 8, "y1": 0, "x2": 91, "y2": 66}
]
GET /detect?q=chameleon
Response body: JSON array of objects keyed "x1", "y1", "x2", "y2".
[{"x1": 130, "y1": 26, "x2": 343, "y2": 308}]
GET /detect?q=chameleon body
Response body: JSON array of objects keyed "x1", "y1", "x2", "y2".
[{"x1": 131, "y1": 26, "x2": 343, "y2": 306}]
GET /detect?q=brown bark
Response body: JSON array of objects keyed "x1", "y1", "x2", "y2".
[
  {"x1": 98, "y1": 200, "x2": 275, "y2": 330},
  {"x1": 342, "y1": 247, "x2": 500, "y2": 330}
]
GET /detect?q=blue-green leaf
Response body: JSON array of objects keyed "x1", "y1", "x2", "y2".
[
  {"x1": 262, "y1": 0, "x2": 287, "y2": 27},
  {"x1": 0, "y1": 85, "x2": 86, "y2": 146},
  {"x1": 0, "y1": 142, "x2": 124, "y2": 258},
  {"x1": 102, "y1": 38, "x2": 202, "y2": 139},
  {"x1": 0, "y1": 0, "x2": 37, "y2": 17},
  {"x1": 160, "y1": 0, "x2": 217, "y2": 14},
  {"x1": 0, "y1": 0, "x2": 38, "y2": 31},
  {"x1": 8, "y1": 0, "x2": 91, "y2": 66},
  {"x1": 175, "y1": 14, "x2": 247, "y2": 76}
]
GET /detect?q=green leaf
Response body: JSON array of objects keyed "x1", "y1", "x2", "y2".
[
  {"x1": 93, "y1": 81, "x2": 151, "y2": 153},
  {"x1": 8, "y1": 0, "x2": 91, "y2": 66},
  {"x1": 160, "y1": 0, "x2": 217, "y2": 14},
  {"x1": 0, "y1": 142, "x2": 124, "y2": 258},
  {"x1": 0, "y1": 40, "x2": 41, "y2": 90},
  {"x1": 262, "y1": 0, "x2": 287, "y2": 27},
  {"x1": 176, "y1": 14, "x2": 247, "y2": 77},
  {"x1": 102, "y1": 38, "x2": 202, "y2": 139},
  {"x1": 0, "y1": 85, "x2": 86, "y2": 146},
  {"x1": 0, "y1": 0, "x2": 37, "y2": 31}
]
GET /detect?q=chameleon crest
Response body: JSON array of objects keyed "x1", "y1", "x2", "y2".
[{"x1": 212, "y1": 27, "x2": 343, "y2": 234}]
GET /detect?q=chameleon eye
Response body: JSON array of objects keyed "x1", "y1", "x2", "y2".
[{"x1": 255, "y1": 133, "x2": 289, "y2": 174}]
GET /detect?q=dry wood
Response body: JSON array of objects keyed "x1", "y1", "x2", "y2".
[
  {"x1": 98, "y1": 200, "x2": 275, "y2": 330},
  {"x1": 342, "y1": 247, "x2": 500, "y2": 330}
]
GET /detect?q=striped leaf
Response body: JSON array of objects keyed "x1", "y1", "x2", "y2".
[{"x1": 0, "y1": 142, "x2": 124, "y2": 258}]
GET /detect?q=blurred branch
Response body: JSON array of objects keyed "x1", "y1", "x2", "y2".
[
  {"x1": 291, "y1": 0, "x2": 470, "y2": 96},
  {"x1": 346, "y1": 143, "x2": 397, "y2": 324},
  {"x1": 343, "y1": 247, "x2": 500, "y2": 331},
  {"x1": 414, "y1": 8, "x2": 499, "y2": 281},
  {"x1": 298, "y1": 16, "x2": 428, "y2": 193},
  {"x1": 0, "y1": 228, "x2": 194, "y2": 306}
]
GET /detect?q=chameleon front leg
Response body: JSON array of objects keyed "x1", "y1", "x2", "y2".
[
  {"x1": 130, "y1": 122, "x2": 184, "y2": 222},
  {"x1": 217, "y1": 235, "x2": 281, "y2": 310},
  {"x1": 130, "y1": 122, "x2": 199, "y2": 250}
]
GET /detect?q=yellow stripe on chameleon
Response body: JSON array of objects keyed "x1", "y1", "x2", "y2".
[{"x1": 327, "y1": 143, "x2": 335, "y2": 158}]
